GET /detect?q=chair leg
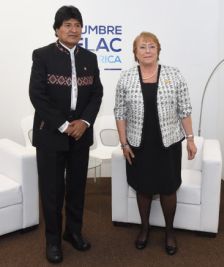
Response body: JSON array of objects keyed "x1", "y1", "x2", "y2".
[
  {"x1": 94, "y1": 165, "x2": 101, "y2": 183},
  {"x1": 98, "y1": 165, "x2": 101, "y2": 180},
  {"x1": 94, "y1": 165, "x2": 97, "y2": 183}
]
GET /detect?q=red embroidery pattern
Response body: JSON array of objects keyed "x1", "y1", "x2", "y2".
[
  {"x1": 47, "y1": 75, "x2": 94, "y2": 87},
  {"x1": 55, "y1": 41, "x2": 70, "y2": 55},
  {"x1": 55, "y1": 41, "x2": 79, "y2": 55},
  {"x1": 77, "y1": 76, "x2": 94, "y2": 86},
  {"x1": 47, "y1": 74, "x2": 72, "y2": 86}
]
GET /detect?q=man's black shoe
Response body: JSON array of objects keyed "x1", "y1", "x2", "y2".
[
  {"x1": 63, "y1": 231, "x2": 91, "y2": 251},
  {"x1": 46, "y1": 244, "x2": 63, "y2": 264}
]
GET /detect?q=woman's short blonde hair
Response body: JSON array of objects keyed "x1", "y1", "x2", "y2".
[{"x1": 133, "y1": 32, "x2": 161, "y2": 62}]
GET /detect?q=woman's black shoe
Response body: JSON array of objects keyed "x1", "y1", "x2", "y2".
[
  {"x1": 135, "y1": 228, "x2": 149, "y2": 249},
  {"x1": 165, "y1": 244, "x2": 177, "y2": 255},
  {"x1": 135, "y1": 239, "x2": 148, "y2": 249},
  {"x1": 165, "y1": 232, "x2": 177, "y2": 255}
]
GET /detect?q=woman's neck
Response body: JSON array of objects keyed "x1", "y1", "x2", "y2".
[
  {"x1": 140, "y1": 63, "x2": 158, "y2": 73},
  {"x1": 140, "y1": 63, "x2": 158, "y2": 81}
]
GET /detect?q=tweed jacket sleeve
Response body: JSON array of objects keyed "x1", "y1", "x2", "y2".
[
  {"x1": 175, "y1": 69, "x2": 192, "y2": 119},
  {"x1": 157, "y1": 65, "x2": 192, "y2": 147},
  {"x1": 114, "y1": 70, "x2": 128, "y2": 121},
  {"x1": 114, "y1": 67, "x2": 144, "y2": 147}
]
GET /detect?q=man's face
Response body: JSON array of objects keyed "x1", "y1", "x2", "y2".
[{"x1": 56, "y1": 18, "x2": 82, "y2": 48}]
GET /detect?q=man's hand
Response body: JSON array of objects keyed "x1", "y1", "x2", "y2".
[{"x1": 65, "y1": 120, "x2": 88, "y2": 140}]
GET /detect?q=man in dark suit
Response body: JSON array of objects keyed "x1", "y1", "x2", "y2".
[{"x1": 29, "y1": 6, "x2": 103, "y2": 263}]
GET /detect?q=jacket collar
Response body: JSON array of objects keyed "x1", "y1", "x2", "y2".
[{"x1": 55, "y1": 40, "x2": 79, "y2": 55}]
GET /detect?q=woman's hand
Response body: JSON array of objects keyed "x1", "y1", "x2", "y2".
[
  {"x1": 122, "y1": 145, "x2": 135, "y2": 165},
  {"x1": 186, "y1": 139, "x2": 197, "y2": 160}
]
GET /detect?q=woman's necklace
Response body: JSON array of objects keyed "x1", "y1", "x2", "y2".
[{"x1": 142, "y1": 65, "x2": 158, "y2": 80}]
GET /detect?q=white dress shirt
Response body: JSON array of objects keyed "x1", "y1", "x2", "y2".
[{"x1": 58, "y1": 42, "x2": 89, "y2": 133}]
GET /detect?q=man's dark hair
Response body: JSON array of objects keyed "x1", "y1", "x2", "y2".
[{"x1": 53, "y1": 5, "x2": 83, "y2": 30}]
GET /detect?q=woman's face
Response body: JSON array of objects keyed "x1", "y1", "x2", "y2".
[{"x1": 135, "y1": 37, "x2": 158, "y2": 66}]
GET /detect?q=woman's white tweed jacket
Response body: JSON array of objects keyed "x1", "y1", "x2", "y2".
[{"x1": 114, "y1": 65, "x2": 192, "y2": 148}]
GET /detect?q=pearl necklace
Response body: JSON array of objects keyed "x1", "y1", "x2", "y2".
[{"x1": 142, "y1": 66, "x2": 158, "y2": 80}]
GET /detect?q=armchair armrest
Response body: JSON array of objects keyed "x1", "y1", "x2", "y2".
[
  {"x1": 200, "y1": 139, "x2": 222, "y2": 232},
  {"x1": 111, "y1": 148, "x2": 129, "y2": 222},
  {"x1": 0, "y1": 139, "x2": 39, "y2": 228}
]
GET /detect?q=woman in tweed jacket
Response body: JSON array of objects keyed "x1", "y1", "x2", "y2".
[{"x1": 114, "y1": 32, "x2": 197, "y2": 255}]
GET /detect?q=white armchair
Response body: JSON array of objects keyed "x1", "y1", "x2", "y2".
[
  {"x1": 90, "y1": 115, "x2": 120, "y2": 160},
  {"x1": 0, "y1": 139, "x2": 39, "y2": 236},
  {"x1": 89, "y1": 115, "x2": 120, "y2": 177},
  {"x1": 21, "y1": 114, "x2": 34, "y2": 147},
  {"x1": 112, "y1": 137, "x2": 222, "y2": 234}
]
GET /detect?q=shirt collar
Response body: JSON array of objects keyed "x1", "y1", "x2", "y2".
[{"x1": 59, "y1": 41, "x2": 76, "y2": 54}]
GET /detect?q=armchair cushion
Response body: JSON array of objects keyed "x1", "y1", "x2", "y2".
[
  {"x1": 0, "y1": 174, "x2": 22, "y2": 208},
  {"x1": 178, "y1": 169, "x2": 202, "y2": 204},
  {"x1": 0, "y1": 138, "x2": 39, "y2": 235},
  {"x1": 128, "y1": 169, "x2": 201, "y2": 205}
]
